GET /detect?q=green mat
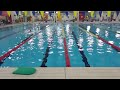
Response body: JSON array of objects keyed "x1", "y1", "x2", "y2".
[{"x1": 13, "y1": 67, "x2": 36, "y2": 75}]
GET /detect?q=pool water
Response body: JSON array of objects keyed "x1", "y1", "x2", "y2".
[{"x1": 0, "y1": 23, "x2": 120, "y2": 67}]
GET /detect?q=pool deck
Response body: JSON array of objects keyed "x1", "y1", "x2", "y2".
[{"x1": 0, "y1": 67, "x2": 120, "y2": 79}]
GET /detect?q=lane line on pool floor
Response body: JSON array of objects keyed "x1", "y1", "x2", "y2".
[
  {"x1": 0, "y1": 23, "x2": 40, "y2": 40},
  {"x1": 40, "y1": 27, "x2": 56, "y2": 67},
  {"x1": 72, "y1": 30, "x2": 90, "y2": 67},
  {"x1": 94, "y1": 24, "x2": 120, "y2": 34},
  {"x1": 62, "y1": 27, "x2": 71, "y2": 67},
  {"x1": 0, "y1": 27, "x2": 45, "y2": 65},
  {"x1": 78, "y1": 25, "x2": 120, "y2": 52},
  {"x1": 0, "y1": 30, "x2": 31, "y2": 40}
]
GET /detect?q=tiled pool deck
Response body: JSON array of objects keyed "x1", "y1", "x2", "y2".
[{"x1": 0, "y1": 67, "x2": 120, "y2": 79}]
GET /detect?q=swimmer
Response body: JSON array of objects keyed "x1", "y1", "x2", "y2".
[
  {"x1": 26, "y1": 30, "x2": 31, "y2": 34},
  {"x1": 27, "y1": 29, "x2": 34, "y2": 35}
]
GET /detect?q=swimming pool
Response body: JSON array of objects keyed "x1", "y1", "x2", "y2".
[{"x1": 0, "y1": 22, "x2": 120, "y2": 67}]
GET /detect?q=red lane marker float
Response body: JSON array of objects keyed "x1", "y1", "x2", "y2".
[
  {"x1": 62, "y1": 28, "x2": 70, "y2": 67},
  {"x1": 98, "y1": 36, "x2": 120, "y2": 52},
  {"x1": 79, "y1": 25, "x2": 120, "y2": 52},
  {"x1": 63, "y1": 38, "x2": 71, "y2": 67},
  {"x1": 0, "y1": 34, "x2": 33, "y2": 62},
  {"x1": 0, "y1": 25, "x2": 45, "y2": 62}
]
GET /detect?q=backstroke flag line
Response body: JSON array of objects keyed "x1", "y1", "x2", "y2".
[
  {"x1": 73, "y1": 11, "x2": 78, "y2": 18},
  {"x1": 15, "y1": 11, "x2": 19, "y2": 16},
  {"x1": 7, "y1": 11, "x2": 11, "y2": 17},
  {"x1": 40, "y1": 11, "x2": 44, "y2": 19},
  {"x1": 107, "y1": 11, "x2": 111, "y2": 17}
]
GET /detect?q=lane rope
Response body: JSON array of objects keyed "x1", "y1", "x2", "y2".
[
  {"x1": 0, "y1": 26, "x2": 45, "y2": 63},
  {"x1": 78, "y1": 25, "x2": 120, "y2": 52},
  {"x1": 72, "y1": 30, "x2": 90, "y2": 67},
  {"x1": 40, "y1": 26, "x2": 56, "y2": 67}
]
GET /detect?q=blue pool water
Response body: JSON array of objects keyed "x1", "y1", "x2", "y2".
[{"x1": 0, "y1": 23, "x2": 120, "y2": 67}]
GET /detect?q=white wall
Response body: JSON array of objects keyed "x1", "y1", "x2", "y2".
[
  {"x1": 48, "y1": 14, "x2": 53, "y2": 21},
  {"x1": 11, "y1": 11, "x2": 18, "y2": 23},
  {"x1": 113, "y1": 11, "x2": 117, "y2": 20},
  {"x1": 62, "y1": 13, "x2": 69, "y2": 21},
  {"x1": 116, "y1": 12, "x2": 120, "y2": 21},
  {"x1": 102, "y1": 11, "x2": 107, "y2": 20},
  {"x1": 95, "y1": 11, "x2": 100, "y2": 21},
  {"x1": 68, "y1": 13, "x2": 74, "y2": 20}
]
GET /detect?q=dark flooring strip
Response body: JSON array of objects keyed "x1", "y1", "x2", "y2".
[
  {"x1": 40, "y1": 46, "x2": 50, "y2": 67},
  {"x1": 72, "y1": 31, "x2": 90, "y2": 67}
]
